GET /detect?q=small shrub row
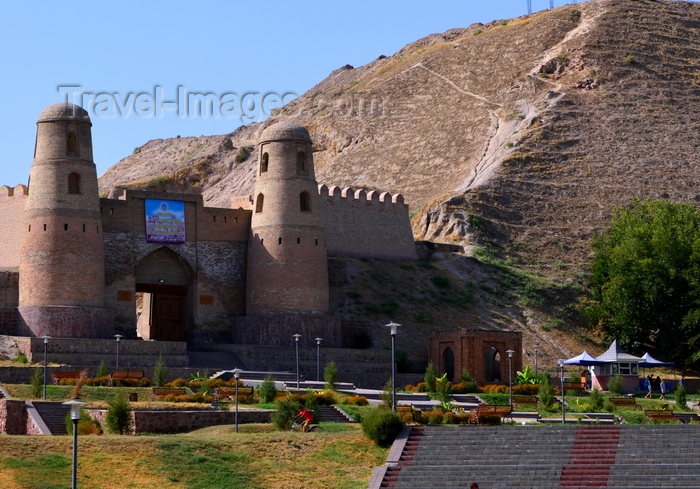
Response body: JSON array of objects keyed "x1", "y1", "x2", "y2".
[
  {"x1": 59, "y1": 376, "x2": 152, "y2": 387},
  {"x1": 342, "y1": 395, "x2": 369, "y2": 406}
]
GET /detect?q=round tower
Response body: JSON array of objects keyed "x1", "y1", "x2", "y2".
[
  {"x1": 18, "y1": 103, "x2": 109, "y2": 337},
  {"x1": 246, "y1": 122, "x2": 329, "y2": 315}
]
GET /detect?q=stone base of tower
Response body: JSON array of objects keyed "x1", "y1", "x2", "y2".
[
  {"x1": 17, "y1": 306, "x2": 114, "y2": 339},
  {"x1": 234, "y1": 315, "x2": 342, "y2": 348}
]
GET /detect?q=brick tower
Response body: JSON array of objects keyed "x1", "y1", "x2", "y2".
[
  {"x1": 246, "y1": 122, "x2": 329, "y2": 315},
  {"x1": 18, "y1": 103, "x2": 111, "y2": 338}
]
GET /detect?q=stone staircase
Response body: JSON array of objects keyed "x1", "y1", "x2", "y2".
[
  {"x1": 314, "y1": 405, "x2": 355, "y2": 423},
  {"x1": 30, "y1": 401, "x2": 71, "y2": 435},
  {"x1": 369, "y1": 425, "x2": 700, "y2": 489}
]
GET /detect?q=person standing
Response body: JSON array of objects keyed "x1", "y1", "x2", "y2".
[
  {"x1": 659, "y1": 378, "x2": 666, "y2": 401},
  {"x1": 645, "y1": 374, "x2": 653, "y2": 399}
]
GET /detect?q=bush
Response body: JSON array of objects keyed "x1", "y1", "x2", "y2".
[
  {"x1": 421, "y1": 410, "x2": 444, "y2": 425},
  {"x1": 380, "y1": 379, "x2": 393, "y2": 409},
  {"x1": 538, "y1": 376, "x2": 555, "y2": 409},
  {"x1": 259, "y1": 375, "x2": 277, "y2": 403},
  {"x1": 30, "y1": 368, "x2": 43, "y2": 398},
  {"x1": 343, "y1": 395, "x2": 369, "y2": 406},
  {"x1": 424, "y1": 362, "x2": 437, "y2": 392},
  {"x1": 167, "y1": 378, "x2": 187, "y2": 387},
  {"x1": 272, "y1": 397, "x2": 302, "y2": 430},
  {"x1": 589, "y1": 387, "x2": 605, "y2": 411},
  {"x1": 361, "y1": 410, "x2": 403, "y2": 448},
  {"x1": 607, "y1": 375, "x2": 624, "y2": 396},
  {"x1": 96, "y1": 361, "x2": 108, "y2": 378},
  {"x1": 314, "y1": 391, "x2": 336, "y2": 406},
  {"x1": 453, "y1": 380, "x2": 481, "y2": 394},
  {"x1": 435, "y1": 374, "x2": 453, "y2": 404},
  {"x1": 16, "y1": 352, "x2": 28, "y2": 364},
  {"x1": 324, "y1": 361, "x2": 338, "y2": 391},
  {"x1": 84, "y1": 376, "x2": 110, "y2": 387},
  {"x1": 481, "y1": 383, "x2": 508, "y2": 394},
  {"x1": 153, "y1": 355, "x2": 167, "y2": 387},
  {"x1": 66, "y1": 408, "x2": 101, "y2": 436},
  {"x1": 675, "y1": 385, "x2": 688, "y2": 410},
  {"x1": 105, "y1": 391, "x2": 133, "y2": 435},
  {"x1": 512, "y1": 384, "x2": 539, "y2": 395}
]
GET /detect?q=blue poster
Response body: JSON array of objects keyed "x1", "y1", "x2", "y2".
[{"x1": 145, "y1": 200, "x2": 186, "y2": 243}]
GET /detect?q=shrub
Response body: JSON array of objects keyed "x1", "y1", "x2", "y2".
[
  {"x1": 421, "y1": 410, "x2": 444, "y2": 425},
  {"x1": 424, "y1": 362, "x2": 437, "y2": 392},
  {"x1": 589, "y1": 387, "x2": 605, "y2": 411},
  {"x1": 314, "y1": 391, "x2": 336, "y2": 406},
  {"x1": 259, "y1": 374, "x2": 277, "y2": 403},
  {"x1": 512, "y1": 384, "x2": 539, "y2": 395},
  {"x1": 343, "y1": 395, "x2": 369, "y2": 406},
  {"x1": 96, "y1": 361, "x2": 108, "y2": 378},
  {"x1": 435, "y1": 374, "x2": 453, "y2": 404},
  {"x1": 305, "y1": 388, "x2": 318, "y2": 410},
  {"x1": 481, "y1": 383, "x2": 508, "y2": 394},
  {"x1": 538, "y1": 375, "x2": 555, "y2": 409},
  {"x1": 675, "y1": 385, "x2": 688, "y2": 410},
  {"x1": 431, "y1": 275, "x2": 449, "y2": 288},
  {"x1": 405, "y1": 381, "x2": 427, "y2": 393},
  {"x1": 153, "y1": 355, "x2": 167, "y2": 387},
  {"x1": 624, "y1": 54, "x2": 637, "y2": 64},
  {"x1": 453, "y1": 380, "x2": 481, "y2": 394},
  {"x1": 166, "y1": 378, "x2": 187, "y2": 387},
  {"x1": 30, "y1": 368, "x2": 43, "y2": 398},
  {"x1": 380, "y1": 379, "x2": 393, "y2": 409},
  {"x1": 361, "y1": 410, "x2": 403, "y2": 448},
  {"x1": 15, "y1": 351, "x2": 28, "y2": 364},
  {"x1": 66, "y1": 408, "x2": 101, "y2": 436},
  {"x1": 324, "y1": 361, "x2": 338, "y2": 391},
  {"x1": 272, "y1": 397, "x2": 301, "y2": 430},
  {"x1": 607, "y1": 375, "x2": 624, "y2": 396},
  {"x1": 105, "y1": 391, "x2": 133, "y2": 435},
  {"x1": 442, "y1": 411, "x2": 457, "y2": 425},
  {"x1": 85, "y1": 376, "x2": 110, "y2": 387}
]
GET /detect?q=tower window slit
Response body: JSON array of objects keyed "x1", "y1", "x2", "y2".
[
  {"x1": 278, "y1": 237, "x2": 283, "y2": 245},
  {"x1": 43, "y1": 224, "x2": 47, "y2": 231},
  {"x1": 28, "y1": 225, "x2": 31, "y2": 232},
  {"x1": 297, "y1": 237, "x2": 301, "y2": 244},
  {"x1": 64, "y1": 223, "x2": 68, "y2": 231},
  {"x1": 82, "y1": 224, "x2": 86, "y2": 232},
  {"x1": 315, "y1": 238, "x2": 318, "y2": 246},
  {"x1": 224, "y1": 216, "x2": 227, "y2": 223}
]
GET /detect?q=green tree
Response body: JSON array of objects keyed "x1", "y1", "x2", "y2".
[
  {"x1": 586, "y1": 199, "x2": 700, "y2": 366},
  {"x1": 324, "y1": 361, "x2": 338, "y2": 391},
  {"x1": 259, "y1": 374, "x2": 277, "y2": 403},
  {"x1": 424, "y1": 362, "x2": 437, "y2": 392},
  {"x1": 105, "y1": 390, "x2": 132, "y2": 434},
  {"x1": 30, "y1": 368, "x2": 43, "y2": 398},
  {"x1": 96, "y1": 360, "x2": 108, "y2": 378},
  {"x1": 153, "y1": 355, "x2": 167, "y2": 387}
]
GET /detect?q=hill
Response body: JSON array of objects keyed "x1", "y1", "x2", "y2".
[{"x1": 97, "y1": 0, "x2": 700, "y2": 365}]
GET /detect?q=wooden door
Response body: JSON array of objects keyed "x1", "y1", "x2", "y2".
[{"x1": 154, "y1": 294, "x2": 186, "y2": 342}]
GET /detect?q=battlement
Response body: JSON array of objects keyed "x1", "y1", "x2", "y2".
[
  {"x1": 319, "y1": 184, "x2": 417, "y2": 261},
  {"x1": 0, "y1": 185, "x2": 28, "y2": 199},
  {"x1": 318, "y1": 184, "x2": 407, "y2": 208}
]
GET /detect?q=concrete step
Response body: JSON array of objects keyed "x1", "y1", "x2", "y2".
[
  {"x1": 31, "y1": 401, "x2": 71, "y2": 435},
  {"x1": 315, "y1": 405, "x2": 355, "y2": 423}
]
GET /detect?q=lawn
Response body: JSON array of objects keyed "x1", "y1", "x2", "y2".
[{"x1": 0, "y1": 423, "x2": 387, "y2": 489}]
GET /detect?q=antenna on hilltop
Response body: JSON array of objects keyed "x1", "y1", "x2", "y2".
[
  {"x1": 527, "y1": 0, "x2": 532, "y2": 14},
  {"x1": 550, "y1": 0, "x2": 554, "y2": 9}
]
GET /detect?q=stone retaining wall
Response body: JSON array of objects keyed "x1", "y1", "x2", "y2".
[{"x1": 89, "y1": 408, "x2": 272, "y2": 434}]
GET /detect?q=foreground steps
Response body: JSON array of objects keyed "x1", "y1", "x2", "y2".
[
  {"x1": 30, "y1": 401, "x2": 71, "y2": 435},
  {"x1": 369, "y1": 425, "x2": 700, "y2": 489}
]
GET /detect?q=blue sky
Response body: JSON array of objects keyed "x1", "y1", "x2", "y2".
[{"x1": 1, "y1": 1, "x2": 586, "y2": 186}]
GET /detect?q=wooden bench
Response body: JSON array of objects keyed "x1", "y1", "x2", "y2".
[
  {"x1": 397, "y1": 404, "x2": 421, "y2": 424},
  {"x1": 469, "y1": 404, "x2": 513, "y2": 424},
  {"x1": 644, "y1": 409, "x2": 678, "y2": 422},
  {"x1": 214, "y1": 386, "x2": 253, "y2": 403},
  {"x1": 512, "y1": 395, "x2": 539, "y2": 407},
  {"x1": 554, "y1": 381, "x2": 585, "y2": 394},
  {"x1": 51, "y1": 371, "x2": 82, "y2": 385},
  {"x1": 152, "y1": 387, "x2": 189, "y2": 399},
  {"x1": 109, "y1": 369, "x2": 145, "y2": 386},
  {"x1": 609, "y1": 397, "x2": 642, "y2": 410}
]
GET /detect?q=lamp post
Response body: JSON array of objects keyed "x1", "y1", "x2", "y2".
[
  {"x1": 43, "y1": 335, "x2": 50, "y2": 400},
  {"x1": 315, "y1": 337, "x2": 322, "y2": 382},
  {"x1": 385, "y1": 322, "x2": 400, "y2": 411},
  {"x1": 114, "y1": 334, "x2": 122, "y2": 369},
  {"x1": 233, "y1": 368, "x2": 241, "y2": 433},
  {"x1": 63, "y1": 398, "x2": 87, "y2": 489},
  {"x1": 293, "y1": 334, "x2": 301, "y2": 390},
  {"x1": 534, "y1": 345, "x2": 539, "y2": 376},
  {"x1": 558, "y1": 359, "x2": 566, "y2": 425},
  {"x1": 506, "y1": 349, "x2": 515, "y2": 408}
]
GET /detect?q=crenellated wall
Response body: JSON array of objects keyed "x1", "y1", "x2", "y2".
[
  {"x1": 319, "y1": 185, "x2": 417, "y2": 261},
  {"x1": 0, "y1": 185, "x2": 28, "y2": 270}
]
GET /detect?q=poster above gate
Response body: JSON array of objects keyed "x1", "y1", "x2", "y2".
[{"x1": 145, "y1": 199, "x2": 186, "y2": 243}]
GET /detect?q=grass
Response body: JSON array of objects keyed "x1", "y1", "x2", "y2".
[{"x1": 0, "y1": 424, "x2": 387, "y2": 489}]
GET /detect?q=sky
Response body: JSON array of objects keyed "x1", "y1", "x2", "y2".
[{"x1": 1, "y1": 0, "x2": 589, "y2": 187}]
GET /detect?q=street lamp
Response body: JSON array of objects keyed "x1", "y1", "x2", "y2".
[
  {"x1": 63, "y1": 398, "x2": 87, "y2": 489},
  {"x1": 506, "y1": 349, "x2": 515, "y2": 408},
  {"x1": 315, "y1": 337, "x2": 322, "y2": 382},
  {"x1": 534, "y1": 345, "x2": 539, "y2": 376},
  {"x1": 43, "y1": 335, "x2": 50, "y2": 400},
  {"x1": 114, "y1": 334, "x2": 123, "y2": 369},
  {"x1": 233, "y1": 368, "x2": 241, "y2": 433},
  {"x1": 385, "y1": 322, "x2": 400, "y2": 411},
  {"x1": 558, "y1": 359, "x2": 566, "y2": 425},
  {"x1": 293, "y1": 334, "x2": 301, "y2": 390}
]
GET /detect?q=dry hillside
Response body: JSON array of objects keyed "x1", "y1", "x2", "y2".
[{"x1": 98, "y1": 0, "x2": 700, "y2": 366}]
